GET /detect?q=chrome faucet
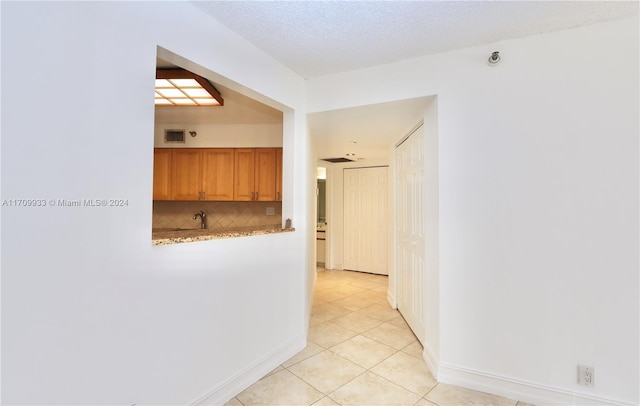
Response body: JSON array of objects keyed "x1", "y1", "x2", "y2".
[{"x1": 192, "y1": 210, "x2": 206, "y2": 229}]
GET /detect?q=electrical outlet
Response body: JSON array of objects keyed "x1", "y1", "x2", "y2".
[
  {"x1": 577, "y1": 365, "x2": 595, "y2": 387},
  {"x1": 266, "y1": 207, "x2": 275, "y2": 216}
]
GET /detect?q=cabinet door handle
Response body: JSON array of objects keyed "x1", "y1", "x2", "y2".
[
  {"x1": 277, "y1": 192, "x2": 280, "y2": 201},
  {"x1": 202, "y1": 191, "x2": 206, "y2": 200},
  {"x1": 256, "y1": 192, "x2": 259, "y2": 200}
]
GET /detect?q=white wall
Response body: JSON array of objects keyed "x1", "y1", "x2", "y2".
[
  {"x1": 154, "y1": 123, "x2": 283, "y2": 148},
  {"x1": 1, "y1": 2, "x2": 309, "y2": 405},
  {"x1": 308, "y1": 17, "x2": 639, "y2": 405}
]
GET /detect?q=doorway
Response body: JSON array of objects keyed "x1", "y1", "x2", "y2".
[{"x1": 317, "y1": 166, "x2": 327, "y2": 267}]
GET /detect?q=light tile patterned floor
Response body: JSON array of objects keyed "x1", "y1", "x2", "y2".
[{"x1": 227, "y1": 269, "x2": 531, "y2": 406}]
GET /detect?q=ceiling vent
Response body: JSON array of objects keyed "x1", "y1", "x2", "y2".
[
  {"x1": 165, "y1": 129, "x2": 185, "y2": 143},
  {"x1": 321, "y1": 157, "x2": 354, "y2": 163}
]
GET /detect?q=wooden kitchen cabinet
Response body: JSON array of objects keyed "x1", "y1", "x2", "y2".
[
  {"x1": 233, "y1": 148, "x2": 256, "y2": 201},
  {"x1": 234, "y1": 148, "x2": 279, "y2": 201},
  {"x1": 255, "y1": 148, "x2": 277, "y2": 201},
  {"x1": 169, "y1": 148, "x2": 235, "y2": 201},
  {"x1": 171, "y1": 149, "x2": 202, "y2": 200},
  {"x1": 202, "y1": 149, "x2": 234, "y2": 200},
  {"x1": 153, "y1": 147, "x2": 281, "y2": 201},
  {"x1": 275, "y1": 148, "x2": 283, "y2": 201},
  {"x1": 153, "y1": 149, "x2": 173, "y2": 200}
]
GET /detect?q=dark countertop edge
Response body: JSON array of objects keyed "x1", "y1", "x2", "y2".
[{"x1": 152, "y1": 227, "x2": 295, "y2": 246}]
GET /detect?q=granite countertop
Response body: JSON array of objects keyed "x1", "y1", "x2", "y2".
[{"x1": 152, "y1": 225, "x2": 295, "y2": 246}]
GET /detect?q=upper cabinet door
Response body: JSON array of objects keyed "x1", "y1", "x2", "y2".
[
  {"x1": 202, "y1": 149, "x2": 235, "y2": 201},
  {"x1": 153, "y1": 149, "x2": 173, "y2": 200},
  {"x1": 172, "y1": 149, "x2": 203, "y2": 200},
  {"x1": 275, "y1": 148, "x2": 283, "y2": 201},
  {"x1": 255, "y1": 148, "x2": 277, "y2": 201},
  {"x1": 234, "y1": 148, "x2": 255, "y2": 201}
]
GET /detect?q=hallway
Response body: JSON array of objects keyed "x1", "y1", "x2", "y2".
[{"x1": 224, "y1": 269, "x2": 530, "y2": 406}]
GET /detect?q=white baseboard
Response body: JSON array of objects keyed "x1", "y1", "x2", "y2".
[
  {"x1": 438, "y1": 363, "x2": 633, "y2": 406},
  {"x1": 387, "y1": 290, "x2": 397, "y2": 309},
  {"x1": 191, "y1": 334, "x2": 306, "y2": 406},
  {"x1": 308, "y1": 269, "x2": 318, "y2": 324},
  {"x1": 422, "y1": 343, "x2": 439, "y2": 379}
]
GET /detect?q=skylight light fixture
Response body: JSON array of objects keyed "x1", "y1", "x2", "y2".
[{"x1": 155, "y1": 69, "x2": 224, "y2": 106}]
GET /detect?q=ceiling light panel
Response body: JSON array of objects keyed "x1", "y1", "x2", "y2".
[
  {"x1": 156, "y1": 88, "x2": 185, "y2": 98},
  {"x1": 182, "y1": 88, "x2": 211, "y2": 98},
  {"x1": 171, "y1": 99, "x2": 196, "y2": 105},
  {"x1": 155, "y1": 69, "x2": 224, "y2": 107},
  {"x1": 155, "y1": 79, "x2": 172, "y2": 87}
]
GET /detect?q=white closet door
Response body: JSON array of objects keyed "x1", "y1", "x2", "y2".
[
  {"x1": 396, "y1": 125, "x2": 426, "y2": 344},
  {"x1": 344, "y1": 169, "x2": 359, "y2": 270},
  {"x1": 370, "y1": 167, "x2": 388, "y2": 274},
  {"x1": 344, "y1": 167, "x2": 388, "y2": 275}
]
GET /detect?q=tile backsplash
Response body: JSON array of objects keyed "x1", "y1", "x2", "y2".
[{"x1": 153, "y1": 201, "x2": 282, "y2": 230}]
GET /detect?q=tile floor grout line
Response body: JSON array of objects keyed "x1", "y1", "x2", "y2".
[
  {"x1": 322, "y1": 368, "x2": 372, "y2": 405},
  {"x1": 365, "y1": 367, "x2": 436, "y2": 399},
  {"x1": 285, "y1": 348, "x2": 370, "y2": 400},
  {"x1": 229, "y1": 395, "x2": 247, "y2": 406},
  {"x1": 325, "y1": 337, "x2": 402, "y2": 369},
  {"x1": 422, "y1": 382, "x2": 444, "y2": 406}
]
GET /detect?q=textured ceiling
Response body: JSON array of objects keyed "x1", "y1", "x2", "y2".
[
  {"x1": 190, "y1": 1, "x2": 638, "y2": 165},
  {"x1": 193, "y1": 1, "x2": 638, "y2": 79}
]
